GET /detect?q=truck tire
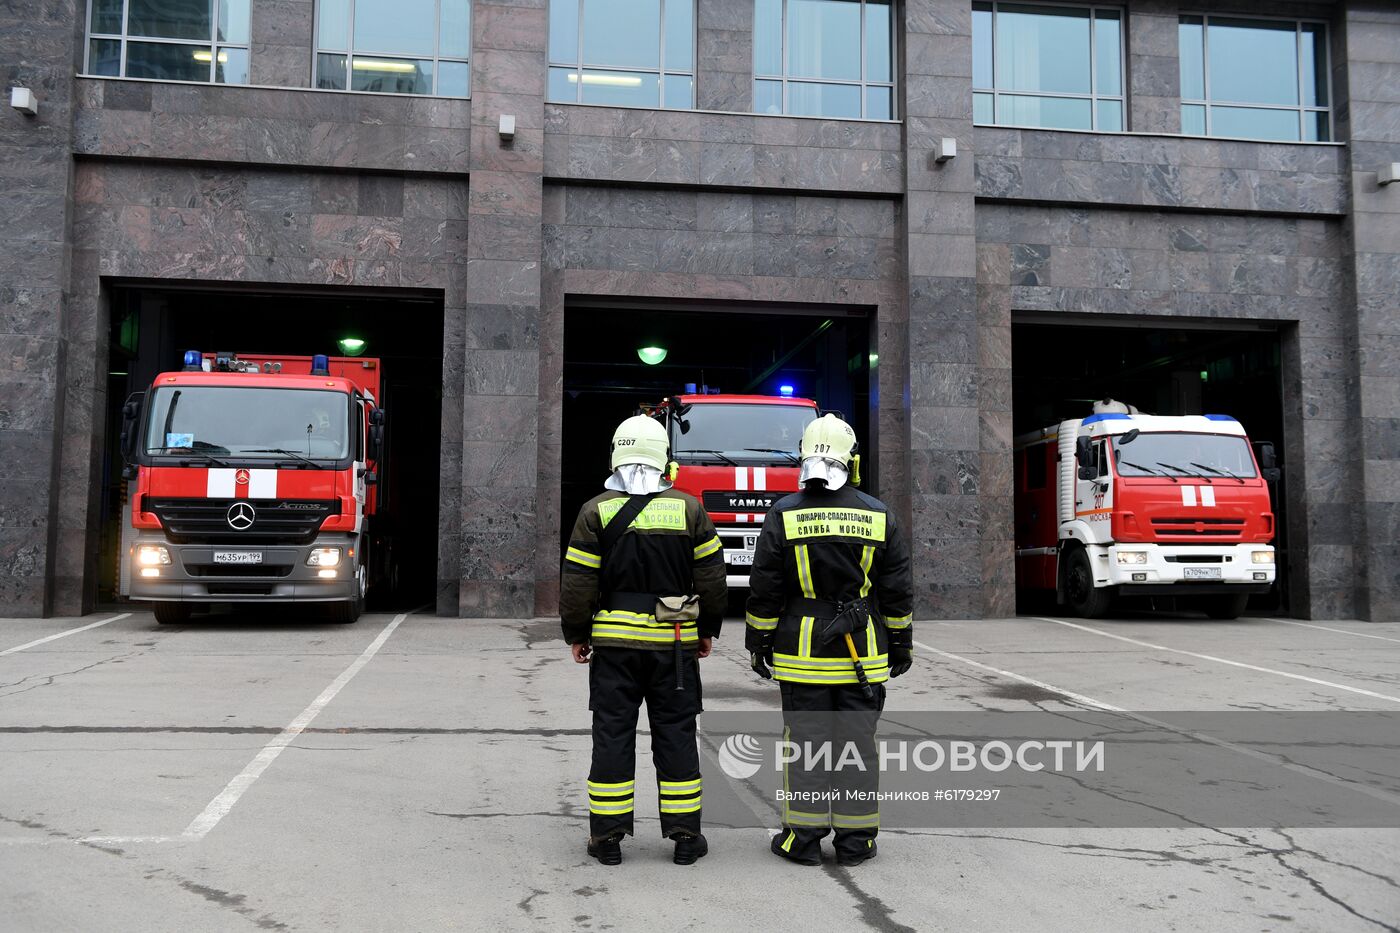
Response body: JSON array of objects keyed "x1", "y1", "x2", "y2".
[
  {"x1": 1203, "y1": 593, "x2": 1249, "y2": 620},
  {"x1": 153, "y1": 602, "x2": 191, "y2": 625},
  {"x1": 324, "y1": 559, "x2": 365, "y2": 624},
  {"x1": 1063, "y1": 547, "x2": 1114, "y2": 619}
]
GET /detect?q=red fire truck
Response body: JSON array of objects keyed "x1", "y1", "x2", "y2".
[
  {"x1": 120, "y1": 351, "x2": 387, "y2": 624},
  {"x1": 648, "y1": 393, "x2": 820, "y2": 587},
  {"x1": 1014, "y1": 400, "x2": 1277, "y2": 619}
]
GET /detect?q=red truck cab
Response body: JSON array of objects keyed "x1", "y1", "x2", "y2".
[{"x1": 121, "y1": 351, "x2": 386, "y2": 624}]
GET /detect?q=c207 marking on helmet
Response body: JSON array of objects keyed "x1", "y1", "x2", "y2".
[{"x1": 615, "y1": 438, "x2": 636, "y2": 447}]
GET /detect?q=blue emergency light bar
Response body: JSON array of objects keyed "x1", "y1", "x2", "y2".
[
  {"x1": 182, "y1": 350, "x2": 202, "y2": 371},
  {"x1": 311, "y1": 354, "x2": 330, "y2": 376},
  {"x1": 779, "y1": 384, "x2": 795, "y2": 397}
]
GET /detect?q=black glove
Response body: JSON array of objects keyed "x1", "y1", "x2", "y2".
[
  {"x1": 888, "y1": 645, "x2": 912, "y2": 678},
  {"x1": 750, "y1": 648, "x2": 773, "y2": 680}
]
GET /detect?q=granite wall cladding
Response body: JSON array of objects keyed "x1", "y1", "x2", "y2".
[
  {"x1": 976, "y1": 202, "x2": 1357, "y2": 619},
  {"x1": 697, "y1": 0, "x2": 752, "y2": 113},
  {"x1": 1343, "y1": 3, "x2": 1400, "y2": 621},
  {"x1": 56, "y1": 161, "x2": 467, "y2": 614},
  {"x1": 250, "y1": 0, "x2": 313, "y2": 88}
]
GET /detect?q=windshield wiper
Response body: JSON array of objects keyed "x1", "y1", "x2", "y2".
[
  {"x1": 1192, "y1": 462, "x2": 1246, "y2": 485},
  {"x1": 164, "y1": 452, "x2": 231, "y2": 468},
  {"x1": 679, "y1": 449, "x2": 738, "y2": 467},
  {"x1": 1157, "y1": 461, "x2": 1206, "y2": 481},
  {"x1": 243, "y1": 448, "x2": 326, "y2": 469},
  {"x1": 740, "y1": 447, "x2": 801, "y2": 465},
  {"x1": 1120, "y1": 460, "x2": 1175, "y2": 482}
]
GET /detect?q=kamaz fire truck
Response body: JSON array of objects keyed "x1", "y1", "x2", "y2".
[
  {"x1": 1014, "y1": 400, "x2": 1277, "y2": 619},
  {"x1": 648, "y1": 392, "x2": 820, "y2": 587},
  {"x1": 120, "y1": 351, "x2": 387, "y2": 625}
]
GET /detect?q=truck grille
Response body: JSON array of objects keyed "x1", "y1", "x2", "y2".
[
  {"x1": 703, "y1": 491, "x2": 782, "y2": 513},
  {"x1": 1151, "y1": 517, "x2": 1245, "y2": 539},
  {"x1": 149, "y1": 498, "x2": 338, "y2": 545}
]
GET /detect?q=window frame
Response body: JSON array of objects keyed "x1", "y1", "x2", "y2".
[
  {"x1": 753, "y1": 0, "x2": 898, "y2": 122},
  {"x1": 82, "y1": 0, "x2": 251, "y2": 84},
  {"x1": 1179, "y1": 12, "x2": 1331, "y2": 143},
  {"x1": 312, "y1": 0, "x2": 472, "y2": 99},
  {"x1": 972, "y1": 0, "x2": 1126, "y2": 133},
  {"x1": 547, "y1": 0, "x2": 697, "y2": 110}
]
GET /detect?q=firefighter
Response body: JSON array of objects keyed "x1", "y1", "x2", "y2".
[
  {"x1": 560, "y1": 414, "x2": 727, "y2": 866},
  {"x1": 745, "y1": 413, "x2": 913, "y2": 866}
]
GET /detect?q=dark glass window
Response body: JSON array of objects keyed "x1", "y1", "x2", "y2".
[
  {"x1": 753, "y1": 0, "x2": 896, "y2": 120},
  {"x1": 1178, "y1": 16, "x2": 1329, "y2": 142},
  {"x1": 548, "y1": 0, "x2": 694, "y2": 109},
  {"x1": 670, "y1": 404, "x2": 818, "y2": 464},
  {"x1": 973, "y1": 2, "x2": 1124, "y2": 132},
  {"x1": 85, "y1": 0, "x2": 250, "y2": 84},
  {"x1": 314, "y1": 0, "x2": 470, "y2": 97}
]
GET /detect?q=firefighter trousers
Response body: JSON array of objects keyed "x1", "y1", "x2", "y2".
[
  {"x1": 587, "y1": 646, "x2": 703, "y2": 840},
  {"x1": 775, "y1": 681, "x2": 884, "y2": 863}
]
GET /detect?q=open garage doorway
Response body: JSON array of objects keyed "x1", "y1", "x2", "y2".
[
  {"x1": 100, "y1": 283, "x2": 444, "y2": 610},
  {"x1": 1012, "y1": 315, "x2": 1290, "y2": 615},
  {"x1": 561, "y1": 301, "x2": 874, "y2": 587}
]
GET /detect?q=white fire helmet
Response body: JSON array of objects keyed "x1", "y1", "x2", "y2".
[
  {"x1": 607, "y1": 415, "x2": 674, "y2": 495},
  {"x1": 798, "y1": 414, "x2": 860, "y2": 490}
]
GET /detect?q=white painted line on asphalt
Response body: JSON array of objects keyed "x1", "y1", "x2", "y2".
[
  {"x1": 0, "y1": 613, "x2": 131, "y2": 658},
  {"x1": 181, "y1": 611, "x2": 411, "y2": 840},
  {"x1": 1034, "y1": 616, "x2": 1400, "y2": 706},
  {"x1": 0, "y1": 835, "x2": 179, "y2": 846},
  {"x1": 1268, "y1": 618, "x2": 1400, "y2": 645},
  {"x1": 913, "y1": 640, "x2": 1126, "y2": 712},
  {"x1": 914, "y1": 637, "x2": 1400, "y2": 811}
]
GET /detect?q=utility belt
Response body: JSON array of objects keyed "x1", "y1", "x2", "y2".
[
  {"x1": 592, "y1": 591, "x2": 702, "y2": 650},
  {"x1": 787, "y1": 596, "x2": 880, "y2": 643}
]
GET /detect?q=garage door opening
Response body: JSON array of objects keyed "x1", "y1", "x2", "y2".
[
  {"x1": 100, "y1": 284, "x2": 444, "y2": 610},
  {"x1": 561, "y1": 302, "x2": 873, "y2": 581},
  {"x1": 1012, "y1": 317, "x2": 1289, "y2": 615}
]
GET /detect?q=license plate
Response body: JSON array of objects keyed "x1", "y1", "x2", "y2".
[
  {"x1": 213, "y1": 551, "x2": 263, "y2": 565},
  {"x1": 728, "y1": 552, "x2": 754, "y2": 567},
  {"x1": 1182, "y1": 566, "x2": 1221, "y2": 580}
]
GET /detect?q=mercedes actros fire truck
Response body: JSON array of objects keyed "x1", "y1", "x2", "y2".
[
  {"x1": 1014, "y1": 400, "x2": 1277, "y2": 619},
  {"x1": 120, "y1": 351, "x2": 387, "y2": 625},
  {"x1": 647, "y1": 392, "x2": 820, "y2": 587}
]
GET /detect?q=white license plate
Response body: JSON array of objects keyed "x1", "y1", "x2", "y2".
[
  {"x1": 1182, "y1": 566, "x2": 1222, "y2": 580},
  {"x1": 213, "y1": 551, "x2": 263, "y2": 565},
  {"x1": 728, "y1": 552, "x2": 754, "y2": 567}
]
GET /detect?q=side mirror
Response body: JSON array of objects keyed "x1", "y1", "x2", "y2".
[
  {"x1": 369, "y1": 407, "x2": 385, "y2": 426},
  {"x1": 368, "y1": 423, "x2": 384, "y2": 461},
  {"x1": 119, "y1": 391, "x2": 146, "y2": 464},
  {"x1": 1075, "y1": 436, "x2": 1096, "y2": 481},
  {"x1": 1255, "y1": 441, "x2": 1277, "y2": 471}
]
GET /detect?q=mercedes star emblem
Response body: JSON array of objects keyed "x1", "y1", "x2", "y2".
[{"x1": 227, "y1": 501, "x2": 256, "y2": 531}]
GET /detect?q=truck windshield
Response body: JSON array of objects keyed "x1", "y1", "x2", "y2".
[
  {"x1": 144, "y1": 386, "x2": 350, "y2": 460},
  {"x1": 1111, "y1": 432, "x2": 1257, "y2": 479},
  {"x1": 672, "y1": 404, "x2": 816, "y2": 463}
]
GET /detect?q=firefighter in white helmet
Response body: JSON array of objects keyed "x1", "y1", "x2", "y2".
[
  {"x1": 745, "y1": 413, "x2": 913, "y2": 866},
  {"x1": 560, "y1": 414, "x2": 727, "y2": 866}
]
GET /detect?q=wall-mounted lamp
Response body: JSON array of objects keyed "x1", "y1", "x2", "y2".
[
  {"x1": 10, "y1": 87, "x2": 38, "y2": 117},
  {"x1": 498, "y1": 114, "x2": 515, "y2": 142},
  {"x1": 933, "y1": 137, "x2": 957, "y2": 163},
  {"x1": 1379, "y1": 163, "x2": 1400, "y2": 186}
]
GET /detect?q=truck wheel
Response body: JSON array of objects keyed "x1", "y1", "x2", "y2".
[
  {"x1": 1064, "y1": 548, "x2": 1114, "y2": 619},
  {"x1": 153, "y1": 603, "x2": 191, "y2": 626},
  {"x1": 1203, "y1": 593, "x2": 1249, "y2": 620},
  {"x1": 324, "y1": 561, "x2": 365, "y2": 624}
]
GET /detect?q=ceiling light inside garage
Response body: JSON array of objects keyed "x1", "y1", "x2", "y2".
[{"x1": 637, "y1": 346, "x2": 668, "y2": 365}]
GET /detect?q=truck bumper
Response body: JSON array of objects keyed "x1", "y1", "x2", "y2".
[
  {"x1": 1095, "y1": 543, "x2": 1276, "y2": 590},
  {"x1": 127, "y1": 532, "x2": 361, "y2": 603},
  {"x1": 717, "y1": 524, "x2": 763, "y2": 588}
]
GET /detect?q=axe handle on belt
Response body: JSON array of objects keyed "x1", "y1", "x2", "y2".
[
  {"x1": 674, "y1": 622, "x2": 685, "y2": 691},
  {"x1": 843, "y1": 633, "x2": 875, "y2": 700}
]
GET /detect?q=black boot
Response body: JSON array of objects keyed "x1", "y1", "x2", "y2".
[
  {"x1": 587, "y1": 833, "x2": 623, "y2": 865},
  {"x1": 836, "y1": 839, "x2": 877, "y2": 867},
  {"x1": 770, "y1": 830, "x2": 821, "y2": 866},
  {"x1": 672, "y1": 832, "x2": 708, "y2": 866}
]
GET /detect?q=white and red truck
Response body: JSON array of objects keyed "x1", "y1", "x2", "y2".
[
  {"x1": 1014, "y1": 400, "x2": 1277, "y2": 619},
  {"x1": 120, "y1": 351, "x2": 387, "y2": 624},
  {"x1": 647, "y1": 392, "x2": 820, "y2": 588}
]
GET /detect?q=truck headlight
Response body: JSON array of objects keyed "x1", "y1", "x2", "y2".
[
  {"x1": 137, "y1": 545, "x2": 171, "y2": 566},
  {"x1": 1116, "y1": 551, "x2": 1148, "y2": 565},
  {"x1": 307, "y1": 547, "x2": 341, "y2": 567},
  {"x1": 1252, "y1": 551, "x2": 1275, "y2": 564}
]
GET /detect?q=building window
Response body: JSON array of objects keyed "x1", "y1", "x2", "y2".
[
  {"x1": 1179, "y1": 16, "x2": 1329, "y2": 142},
  {"x1": 547, "y1": 0, "x2": 695, "y2": 109},
  {"x1": 753, "y1": 0, "x2": 895, "y2": 120},
  {"x1": 84, "y1": 0, "x2": 251, "y2": 84},
  {"x1": 972, "y1": 2, "x2": 1123, "y2": 132},
  {"x1": 314, "y1": 0, "x2": 471, "y2": 98}
]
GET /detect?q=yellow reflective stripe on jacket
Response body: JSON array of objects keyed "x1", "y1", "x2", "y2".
[
  {"x1": 591, "y1": 624, "x2": 698, "y2": 642},
  {"x1": 782, "y1": 507, "x2": 887, "y2": 543},
  {"x1": 858, "y1": 545, "x2": 875, "y2": 597},
  {"x1": 885, "y1": 613, "x2": 912, "y2": 628},
  {"x1": 866, "y1": 618, "x2": 876, "y2": 656},
  {"x1": 598, "y1": 496, "x2": 687, "y2": 530},
  {"x1": 798, "y1": 616, "x2": 815, "y2": 657},
  {"x1": 795, "y1": 544, "x2": 816, "y2": 598},
  {"x1": 693, "y1": 536, "x2": 721, "y2": 560},
  {"x1": 773, "y1": 652, "x2": 889, "y2": 669},
  {"x1": 745, "y1": 611, "x2": 779, "y2": 631},
  {"x1": 565, "y1": 546, "x2": 601, "y2": 569},
  {"x1": 773, "y1": 664, "x2": 890, "y2": 685}
]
